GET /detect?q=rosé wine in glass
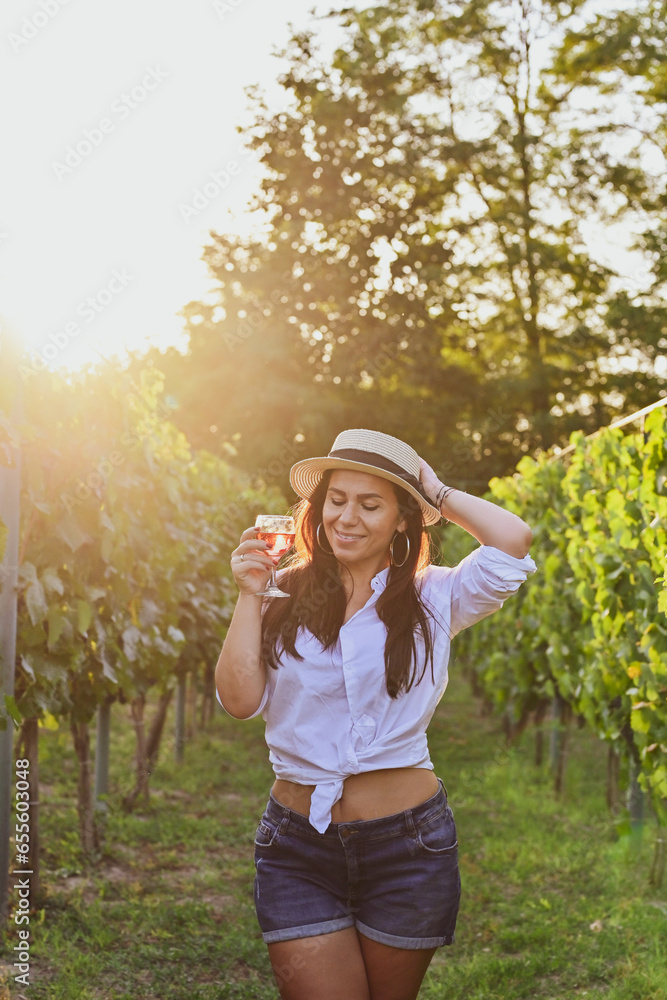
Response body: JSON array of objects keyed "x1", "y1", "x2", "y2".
[
  {"x1": 256, "y1": 531, "x2": 296, "y2": 560},
  {"x1": 254, "y1": 515, "x2": 295, "y2": 598}
]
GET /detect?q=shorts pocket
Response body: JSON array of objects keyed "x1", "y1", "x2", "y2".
[
  {"x1": 254, "y1": 816, "x2": 282, "y2": 848},
  {"x1": 415, "y1": 809, "x2": 458, "y2": 856}
]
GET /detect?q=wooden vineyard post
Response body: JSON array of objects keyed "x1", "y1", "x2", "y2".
[
  {"x1": 606, "y1": 746, "x2": 621, "y2": 816},
  {"x1": 0, "y1": 324, "x2": 23, "y2": 937},
  {"x1": 187, "y1": 669, "x2": 197, "y2": 743},
  {"x1": 649, "y1": 804, "x2": 665, "y2": 889},
  {"x1": 70, "y1": 719, "x2": 99, "y2": 857},
  {"x1": 550, "y1": 693, "x2": 573, "y2": 796},
  {"x1": 533, "y1": 699, "x2": 550, "y2": 767},
  {"x1": 94, "y1": 698, "x2": 112, "y2": 841},
  {"x1": 201, "y1": 662, "x2": 215, "y2": 729},
  {"x1": 175, "y1": 673, "x2": 186, "y2": 763},
  {"x1": 628, "y1": 758, "x2": 645, "y2": 837}
]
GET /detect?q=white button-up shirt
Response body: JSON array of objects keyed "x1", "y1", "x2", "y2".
[{"x1": 217, "y1": 544, "x2": 537, "y2": 833}]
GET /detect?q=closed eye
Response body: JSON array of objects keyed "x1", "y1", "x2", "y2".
[{"x1": 330, "y1": 500, "x2": 379, "y2": 511}]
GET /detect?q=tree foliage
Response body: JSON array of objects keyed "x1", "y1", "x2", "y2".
[{"x1": 132, "y1": 0, "x2": 666, "y2": 497}]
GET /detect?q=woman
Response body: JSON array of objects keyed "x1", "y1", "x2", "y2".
[{"x1": 216, "y1": 428, "x2": 536, "y2": 1000}]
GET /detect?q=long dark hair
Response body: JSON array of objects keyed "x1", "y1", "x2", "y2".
[{"x1": 261, "y1": 470, "x2": 436, "y2": 697}]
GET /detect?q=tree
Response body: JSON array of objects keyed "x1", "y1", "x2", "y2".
[
  {"x1": 544, "y1": 0, "x2": 667, "y2": 419},
  {"x1": 129, "y1": 0, "x2": 666, "y2": 494}
]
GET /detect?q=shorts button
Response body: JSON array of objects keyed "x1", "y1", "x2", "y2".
[{"x1": 341, "y1": 828, "x2": 352, "y2": 838}]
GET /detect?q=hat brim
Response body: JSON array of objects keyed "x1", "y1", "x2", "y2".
[{"x1": 289, "y1": 457, "x2": 442, "y2": 526}]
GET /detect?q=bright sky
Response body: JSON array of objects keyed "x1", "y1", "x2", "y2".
[
  {"x1": 1, "y1": 0, "x2": 343, "y2": 375},
  {"x1": 0, "y1": 0, "x2": 658, "y2": 380}
]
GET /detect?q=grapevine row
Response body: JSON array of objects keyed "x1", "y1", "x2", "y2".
[
  {"x1": 443, "y1": 404, "x2": 667, "y2": 879},
  {"x1": 2, "y1": 364, "x2": 282, "y2": 887}
]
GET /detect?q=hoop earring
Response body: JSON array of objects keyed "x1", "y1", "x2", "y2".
[
  {"x1": 317, "y1": 522, "x2": 334, "y2": 554},
  {"x1": 390, "y1": 532, "x2": 410, "y2": 568}
]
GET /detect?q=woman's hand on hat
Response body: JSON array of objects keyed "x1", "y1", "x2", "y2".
[
  {"x1": 418, "y1": 458, "x2": 444, "y2": 508},
  {"x1": 231, "y1": 526, "x2": 275, "y2": 595}
]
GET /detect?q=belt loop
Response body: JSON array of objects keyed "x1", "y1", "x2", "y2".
[
  {"x1": 404, "y1": 808, "x2": 416, "y2": 836},
  {"x1": 269, "y1": 792, "x2": 291, "y2": 828}
]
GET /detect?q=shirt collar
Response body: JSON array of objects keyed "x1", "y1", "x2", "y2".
[{"x1": 370, "y1": 567, "x2": 390, "y2": 593}]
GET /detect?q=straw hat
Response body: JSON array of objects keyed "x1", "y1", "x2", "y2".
[{"x1": 289, "y1": 428, "x2": 442, "y2": 526}]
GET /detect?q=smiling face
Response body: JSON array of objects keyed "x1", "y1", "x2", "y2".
[{"x1": 321, "y1": 469, "x2": 407, "y2": 576}]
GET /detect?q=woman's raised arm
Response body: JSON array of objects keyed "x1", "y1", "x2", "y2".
[{"x1": 419, "y1": 459, "x2": 533, "y2": 559}]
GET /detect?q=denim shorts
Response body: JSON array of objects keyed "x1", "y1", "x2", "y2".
[{"x1": 253, "y1": 777, "x2": 461, "y2": 950}]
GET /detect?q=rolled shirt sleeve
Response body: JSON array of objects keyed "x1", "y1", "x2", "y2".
[
  {"x1": 215, "y1": 683, "x2": 270, "y2": 720},
  {"x1": 446, "y1": 544, "x2": 537, "y2": 636}
]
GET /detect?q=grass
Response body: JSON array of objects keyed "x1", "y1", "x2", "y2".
[{"x1": 1, "y1": 667, "x2": 666, "y2": 1000}]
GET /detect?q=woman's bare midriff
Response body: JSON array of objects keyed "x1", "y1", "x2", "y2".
[{"x1": 271, "y1": 767, "x2": 440, "y2": 822}]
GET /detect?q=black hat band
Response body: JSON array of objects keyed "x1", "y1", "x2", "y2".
[{"x1": 328, "y1": 448, "x2": 431, "y2": 504}]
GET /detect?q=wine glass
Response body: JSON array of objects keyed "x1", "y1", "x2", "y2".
[{"x1": 254, "y1": 515, "x2": 296, "y2": 598}]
